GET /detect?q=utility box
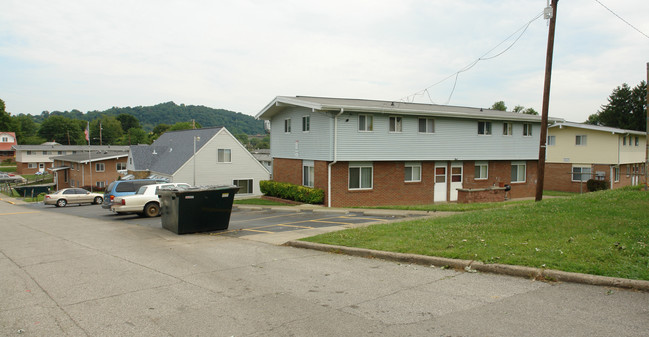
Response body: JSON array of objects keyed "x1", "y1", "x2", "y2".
[{"x1": 159, "y1": 186, "x2": 238, "y2": 234}]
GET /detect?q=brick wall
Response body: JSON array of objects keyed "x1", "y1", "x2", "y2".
[
  {"x1": 462, "y1": 160, "x2": 537, "y2": 199},
  {"x1": 457, "y1": 189, "x2": 506, "y2": 203},
  {"x1": 56, "y1": 158, "x2": 127, "y2": 190}
]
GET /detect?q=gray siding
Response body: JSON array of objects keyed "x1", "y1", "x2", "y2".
[
  {"x1": 270, "y1": 107, "x2": 333, "y2": 160},
  {"x1": 270, "y1": 110, "x2": 539, "y2": 161}
]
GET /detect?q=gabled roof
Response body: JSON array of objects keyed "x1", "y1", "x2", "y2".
[
  {"x1": 12, "y1": 144, "x2": 130, "y2": 151},
  {"x1": 130, "y1": 127, "x2": 224, "y2": 175},
  {"x1": 256, "y1": 96, "x2": 564, "y2": 123},
  {"x1": 549, "y1": 121, "x2": 645, "y2": 136},
  {"x1": 51, "y1": 151, "x2": 129, "y2": 164},
  {"x1": 0, "y1": 132, "x2": 17, "y2": 151}
]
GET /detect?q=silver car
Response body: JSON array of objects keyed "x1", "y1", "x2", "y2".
[{"x1": 44, "y1": 188, "x2": 104, "y2": 207}]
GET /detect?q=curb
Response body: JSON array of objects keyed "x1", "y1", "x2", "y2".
[{"x1": 285, "y1": 240, "x2": 649, "y2": 292}]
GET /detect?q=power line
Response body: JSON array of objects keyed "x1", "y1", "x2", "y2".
[
  {"x1": 400, "y1": 11, "x2": 544, "y2": 105},
  {"x1": 594, "y1": 0, "x2": 649, "y2": 40}
]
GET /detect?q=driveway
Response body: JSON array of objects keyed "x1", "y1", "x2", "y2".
[{"x1": 1, "y1": 198, "x2": 648, "y2": 336}]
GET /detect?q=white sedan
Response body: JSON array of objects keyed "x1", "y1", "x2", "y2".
[{"x1": 111, "y1": 183, "x2": 190, "y2": 217}]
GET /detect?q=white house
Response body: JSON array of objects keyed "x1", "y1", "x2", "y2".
[{"x1": 127, "y1": 127, "x2": 270, "y2": 196}]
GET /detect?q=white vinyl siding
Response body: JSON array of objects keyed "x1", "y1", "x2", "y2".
[
  {"x1": 511, "y1": 161, "x2": 526, "y2": 183},
  {"x1": 349, "y1": 162, "x2": 373, "y2": 189},
  {"x1": 404, "y1": 162, "x2": 421, "y2": 182}
]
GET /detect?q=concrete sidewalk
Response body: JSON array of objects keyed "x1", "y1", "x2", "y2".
[{"x1": 2, "y1": 197, "x2": 649, "y2": 336}]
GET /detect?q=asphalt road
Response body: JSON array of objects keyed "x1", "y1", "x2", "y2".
[{"x1": 2, "y1": 198, "x2": 648, "y2": 336}]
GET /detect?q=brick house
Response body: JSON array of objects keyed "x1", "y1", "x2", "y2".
[
  {"x1": 256, "y1": 96, "x2": 561, "y2": 207},
  {"x1": 0, "y1": 131, "x2": 17, "y2": 162},
  {"x1": 545, "y1": 121, "x2": 646, "y2": 193},
  {"x1": 49, "y1": 150, "x2": 130, "y2": 191},
  {"x1": 13, "y1": 143, "x2": 129, "y2": 175}
]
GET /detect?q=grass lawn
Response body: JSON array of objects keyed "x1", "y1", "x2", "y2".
[
  {"x1": 0, "y1": 166, "x2": 17, "y2": 173},
  {"x1": 302, "y1": 186, "x2": 649, "y2": 280}
]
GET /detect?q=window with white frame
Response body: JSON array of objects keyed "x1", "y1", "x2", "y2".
[
  {"x1": 218, "y1": 149, "x2": 232, "y2": 163},
  {"x1": 233, "y1": 179, "x2": 253, "y2": 194},
  {"x1": 302, "y1": 116, "x2": 310, "y2": 132},
  {"x1": 1, "y1": 136, "x2": 7, "y2": 142},
  {"x1": 572, "y1": 166, "x2": 591, "y2": 182},
  {"x1": 302, "y1": 160, "x2": 314, "y2": 187},
  {"x1": 523, "y1": 124, "x2": 532, "y2": 136},
  {"x1": 389, "y1": 116, "x2": 402, "y2": 133},
  {"x1": 349, "y1": 162, "x2": 373, "y2": 189},
  {"x1": 614, "y1": 167, "x2": 620, "y2": 182},
  {"x1": 623, "y1": 136, "x2": 627, "y2": 146},
  {"x1": 575, "y1": 135, "x2": 587, "y2": 146},
  {"x1": 358, "y1": 115, "x2": 373, "y2": 132},
  {"x1": 475, "y1": 161, "x2": 488, "y2": 180},
  {"x1": 96, "y1": 181, "x2": 105, "y2": 188},
  {"x1": 478, "y1": 121, "x2": 492, "y2": 135},
  {"x1": 547, "y1": 135, "x2": 556, "y2": 146},
  {"x1": 42, "y1": 151, "x2": 48, "y2": 155},
  {"x1": 511, "y1": 161, "x2": 526, "y2": 183},
  {"x1": 404, "y1": 162, "x2": 421, "y2": 182},
  {"x1": 116, "y1": 162, "x2": 126, "y2": 171},
  {"x1": 28, "y1": 163, "x2": 36, "y2": 169},
  {"x1": 503, "y1": 122, "x2": 513, "y2": 136},
  {"x1": 95, "y1": 163, "x2": 105, "y2": 172},
  {"x1": 635, "y1": 136, "x2": 639, "y2": 146},
  {"x1": 418, "y1": 118, "x2": 435, "y2": 133},
  {"x1": 284, "y1": 119, "x2": 291, "y2": 133}
]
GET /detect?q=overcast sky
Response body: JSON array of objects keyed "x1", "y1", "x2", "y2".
[{"x1": 1, "y1": 0, "x2": 648, "y2": 122}]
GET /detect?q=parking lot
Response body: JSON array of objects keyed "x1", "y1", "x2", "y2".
[{"x1": 18, "y1": 201, "x2": 414, "y2": 242}]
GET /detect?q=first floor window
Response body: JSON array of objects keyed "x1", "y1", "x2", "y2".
[
  {"x1": 96, "y1": 181, "x2": 105, "y2": 188},
  {"x1": 28, "y1": 163, "x2": 36, "y2": 169},
  {"x1": 478, "y1": 121, "x2": 492, "y2": 135},
  {"x1": 303, "y1": 161, "x2": 314, "y2": 187},
  {"x1": 576, "y1": 135, "x2": 587, "y2": 146},
  {"x1": 475, "y1": 161, "x2": 488, "y2": 180},
  {"x1": 233, "y1": 179, "x2": 253, "y2": 194},
  {"x1": 349, "y1": 162, "x2": 373, "y2": 189},
  {"x1": 418, "y1": 118, "x2": 435, "y2": 133},
  {"x1": 404, "y1": 162, "x2": 421, "y2": 182},
  {"x1": 218, "y1": 149, "x2": 232, "y2": 163},
  {"x1": 511, "y1": 161, "x2": 526, "y2": 183},
  {"x1": 95, "y1": 163, "x2": 105, "y2": 172},
  {"x1": 614, "y1": 167, "x2": 620, "y2": 182},
  {"x1": 572, "y1": 166, "x2": 591, "y2": 182},
  {"x1": 358, "y1": 114, "x2": 373, "y2": 132},
  {"x1": 389, "y1": 116, "x2": 402, "y2": 133},
  {"x1": 523, "y1": 123, "x2": 532, "y2": 136}
]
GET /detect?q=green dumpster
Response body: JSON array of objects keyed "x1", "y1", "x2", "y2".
[
  {"x1": 159, "y1": 185, "x2": 238, "y2": 234},
  {"x1": 13, "y1": 185, "x2": 52, "y2": 198}
]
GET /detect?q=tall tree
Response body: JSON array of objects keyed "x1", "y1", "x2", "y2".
[
  {"x1": 90, "y1": 116, "x2": 123, "y2": 145},
  {"x1": 587, "y1": 81, "x2": 647, "y2": 131},
  {"x1": 116, "y1": 113, "x2": 140, "y2": 132},
  {"x1": 0, "y1": 99, "x2": 11, "y2": 130},
  {"x1": 38, "y1": 115, "x2": 84, "y2": 144},
  {"x1": 491, "y1": 101, "x2": 507, "y2": 111}
]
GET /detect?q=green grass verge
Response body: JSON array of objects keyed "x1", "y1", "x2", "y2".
[
  {"x1": 543, "y1": 190, "x2": 579, "y2": 197},
  {"x1": 360, "y1": 199, "x2": 533, "y2": 212},
  {"x1": 303, "y1": 186, "x2": 649, "y2": 280},
  {"x1": 234, "y1": 198, "x2": 295, "y2": 206},
  {"x1": 0, "y1": 166, "x2": 17, "y2": 173}
]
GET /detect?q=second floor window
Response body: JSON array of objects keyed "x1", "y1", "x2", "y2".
[
  {"x1": 358, "y1": 115, "x2": 373, "y2": 132},
  {"x1": 302, "y1": 116, "x2": 310, "y2": 132},
  {"x1": 218, "y1": 149, "x2": 232, "y2": 163},
  {"x1": 389, "y1": 116, "x2": 402, "y2": 133},
  {"x1": 95, "y1": 163, "x2": 105, "y2": 172},
  {"x1": 523, "y1": 124, "x2": 532, "y2": 136},
  {"x1": 576, "y1": 135, "x2": 587, "y2": 146},
  {"x1": 284, "y1": 119, "x2": 291, "y2": 133},
  {"x1": 503, "y1": 122, "x2": 512, "y2": 136},
  {"x1": 116, "y1": 162, "x2": 126, "y2": 170},
  {"x1": 418, "y1": 118, "x2": 435, "y2": 133},
  {"x1": 478, "y1": 121, "x2": 492, "y2": 135},
  {"x1": 547, "y1": 135, "x2": 556, "y2": 146}
]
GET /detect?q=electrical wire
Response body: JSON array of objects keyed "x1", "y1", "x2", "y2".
[
  {"x1": 594, "y1": 0, "x2": 649, "y2": 40},
  {"x1": 400, "y1": 11, "x2": 544, "y2": 105}
]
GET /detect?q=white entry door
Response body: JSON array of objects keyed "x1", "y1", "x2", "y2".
[
  {"x1": 434, "y1": 162, "x2": 447, "y2": 202},
  {"x1": 450, "y1": 162, "x2": 463, "y2": 201}
]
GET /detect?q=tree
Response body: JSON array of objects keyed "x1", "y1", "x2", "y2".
[
  {"x1": 0, "y1": 99, "x2": 13, "y2": 131},
  {"x1": 13, "y1": 115, "x2": 38, "y2": 143},
  {"x1": 522, "y1": 107, "x2": 538, "y2": 115},
  {"x1": 169, "y1": 121, "x2": 201, "y2": 131},
  {"x1": 491, "y1": 101, "x2": 507, "y2": 111},
  {"x1": 90, "y1": 116, "x2": 123, "y2": 145},
  {"x1": 121, "y1": 128, "x2": 150, "y2": 145},
  {"x1": 38, "y1": 115, "x2": 84, "y2": 144},
  {"x1": 235, "y1": 133, "x2": 249, "y2": 147},
  {"x1": 587, "y1": 81, "x2": 647, "y2": 131},
  {"x1": 116, "y1": 113, "x2": 140, "y2": 132}
]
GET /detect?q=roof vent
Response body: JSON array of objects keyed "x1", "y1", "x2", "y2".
[{"x1": 152, "y1": 150, "x2": 157, "y2": 155}]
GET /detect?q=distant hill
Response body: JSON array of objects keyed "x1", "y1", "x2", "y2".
[{"x1": 41, "y1": 102, "x2": 266, "y2": 135}]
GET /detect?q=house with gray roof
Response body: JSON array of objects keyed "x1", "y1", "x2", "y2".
[
  {"x1": 256, "y1": 96, "x2": 563, "y2": 207},
  {"x1": 127, "y1": 127, "x2": 270, "y2": 196}
]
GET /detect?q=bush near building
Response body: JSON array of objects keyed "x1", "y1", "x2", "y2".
[{"x1": 260, "y1": 180, "x2": 324, "y2": 204}]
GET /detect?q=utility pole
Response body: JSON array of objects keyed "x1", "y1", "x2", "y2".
[
  {"x1": 536, "y1": 0, "x2": 559, "y2": 202},
  {"x1": 645, "y1": 62, "x2": 648, "y2": 191}
]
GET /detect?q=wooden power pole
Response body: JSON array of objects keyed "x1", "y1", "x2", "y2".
[{"x1": 536, "y1": 0, "x2": 559, "y2": 202}]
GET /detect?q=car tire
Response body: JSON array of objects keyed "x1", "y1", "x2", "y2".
[
  {"x1": 93, "y1": 196, "x2": 103, "y2": 205},
  {"x1": 143, "y1": 202, "x2": 160, "y2": 218},
  {"x1": 56, "y1": 199, "x2": 67, "y2": 207}
]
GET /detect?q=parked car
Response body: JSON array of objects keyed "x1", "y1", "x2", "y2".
[
  {"x1": 44, "y1": 188, "x2": 104, "y2": 207},
  {"x1": 111, "y1": 183, "x2": 191, "y2": 217},
  {"x1": 101, "y1": 178, "x2": 167, "y2": 209}
]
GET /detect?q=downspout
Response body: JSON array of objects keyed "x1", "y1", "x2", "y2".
[{"x1": 327, "y1": 108, "x2": 344, "y2": 207}]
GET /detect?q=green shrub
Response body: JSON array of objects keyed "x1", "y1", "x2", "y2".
[
  {"x1": 260, "y1": 180, "x2": 324, "y2": 204},
  {"x1": 586, "y1": 179, "x2": 609, "y2": 192}
]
